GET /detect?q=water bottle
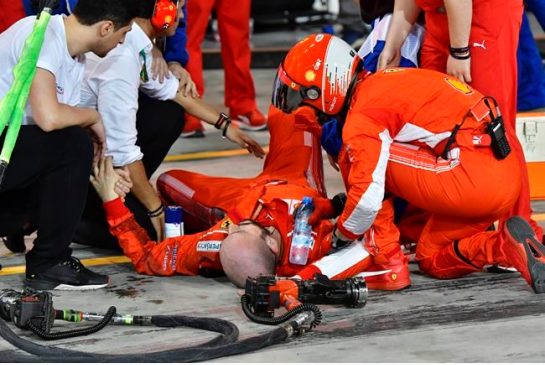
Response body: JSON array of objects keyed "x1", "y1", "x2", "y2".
[
  {"x1": 289, "y1": 197, "x2": 314, "y2": 265},
  {"x1": 164, "y1": 206, "x2": 184, "y2": 238}
]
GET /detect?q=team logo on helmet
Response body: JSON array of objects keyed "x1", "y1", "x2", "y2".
[{"x1": 305, "y1": 70, "x2": 317, "y2": 82}]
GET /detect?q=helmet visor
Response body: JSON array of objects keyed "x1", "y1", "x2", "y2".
[{"x1": 271, "y1": 66, "x2": 305, "y2": 114}]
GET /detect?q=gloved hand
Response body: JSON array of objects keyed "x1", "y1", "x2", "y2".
[
  {"x1": 308, "y1": 193, "x2": 347, "y2": 225},
  {"x1": 331, "y1": 227, "x2": 352, "y2": 250}
]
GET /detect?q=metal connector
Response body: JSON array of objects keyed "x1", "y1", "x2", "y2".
[{"x1": 281, "y1": 311, "x2": 315, "y2": 337}]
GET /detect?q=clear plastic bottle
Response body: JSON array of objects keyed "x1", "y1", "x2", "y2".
[{"x1": 289, "y1": 196, "x2": 314, "y2": 265}]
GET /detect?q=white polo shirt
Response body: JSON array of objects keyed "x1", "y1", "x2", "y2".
[
  {"x1": 0, "y1": 15, "x2": 85, "y2": 125},
  {"x1": 80, "y1": 23, "x2": 179, "y2": 167}
]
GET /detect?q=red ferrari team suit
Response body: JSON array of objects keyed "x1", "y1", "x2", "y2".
[
  {"x1": 104, "y1": 106, "x2": 376, "y2": 280},
  {"x1": 415, "y1": 0, "x2": 541, "y2": 239},
  {"x1": 157, "y1": 105, "x2": 325, "y2": 233},
  {"x1": 185, "y1": 0, "x2": 257, "y2": 115},
  {"x1": 336, "y1": 67, "x2": 521, "y2": 278}
]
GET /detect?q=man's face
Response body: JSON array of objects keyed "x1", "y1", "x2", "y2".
[
  {"x1": 220, "y1": 220, "x2": 281, "y2": 287},
  {"x1": 229, "y1": 221, "x2": 282, "y2": 263},
  {"x1": 93, "y1": 21, "x2": 133, "y2": 58}
]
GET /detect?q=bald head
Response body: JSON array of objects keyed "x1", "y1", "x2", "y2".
[{"x1": 220, "y1": 224, "x2": 276, "y2": 288}]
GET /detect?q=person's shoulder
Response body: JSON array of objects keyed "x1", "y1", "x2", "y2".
[
  {"x1": 1, "y1": 16, "x2": 36, "y2": 41},
  {"x1": 45, "y1": 15, "x2": 66, "y2": 39},
  {"x1": 87, "y1": 46, "x2": 140, "y2": 83},
  {"x1": 40, "y1": 15, "x2": 69, "y2": 53},
  {"x1": 93, "y1": 44, "x2": 137, "y2": 69},
  {"x1": 365, "y1": 67, "x2": 431, "y2": 86}
]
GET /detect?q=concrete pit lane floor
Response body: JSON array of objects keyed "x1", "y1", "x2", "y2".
[{"x1": 1, "y1": 69, "x2": 545, "y2": 362}]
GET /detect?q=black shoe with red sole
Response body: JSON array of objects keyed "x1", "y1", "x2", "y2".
[{"x1": 505, "y1": 216, "x2": 545, "y2": 294}]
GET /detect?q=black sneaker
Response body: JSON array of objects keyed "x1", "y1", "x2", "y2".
[
  {"x1": 2, "y1": 231, "x2": 26, "y2": 253},
  {"x1": 25, "y1": 257, "x2": 110, "y2": 291}
]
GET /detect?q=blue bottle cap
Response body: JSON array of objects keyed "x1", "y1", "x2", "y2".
[{"x1": 165, "y1": 206, "x2": 183, "y2": 224}]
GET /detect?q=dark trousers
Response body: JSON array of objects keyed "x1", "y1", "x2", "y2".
[
  {"x1": 75, "y1": 94, "x2": 185, "y2": 249},
  {"x1": 0, "y1": 125, "x2": 93, "y2": 273}
]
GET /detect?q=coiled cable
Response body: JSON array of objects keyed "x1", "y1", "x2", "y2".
[{"x1": 240, "y1": 294, "x2": 322, "y2": 328}]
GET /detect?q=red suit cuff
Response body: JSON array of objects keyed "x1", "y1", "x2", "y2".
[
  {"x1": 296, "y1": 264, "x2": 321, "y2": 280},
  {"x1": 103, "y1": 197, "x2": 130, "y2": 221},
  {"x1": 336, "y1": 221, "x2": 360, "y2": 241}
]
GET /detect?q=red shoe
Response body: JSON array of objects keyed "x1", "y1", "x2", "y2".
[
  {"x1": 502, "y1": 216, "x2": 545, "y2": 293},
  {"x1": 231, "y1": 108, "x2": 268, "y2": 131},
  {"x1": 365, "y1": 248, "x2": 411, "y2": 291},
  {"x1": 181, "y1": 114, "x2": 205, "y2": 138}
]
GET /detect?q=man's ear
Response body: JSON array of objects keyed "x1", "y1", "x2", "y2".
[
  {"x1": 98, "y1": 21, "x2": 115, "y2": 37},
  {"x1": 265, "y1": 235, "x2": 281, "y2": 257}
]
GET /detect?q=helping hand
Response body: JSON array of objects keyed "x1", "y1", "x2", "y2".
[
  {"x1": 308, "y1": 193, "x2": 347, "y2": 225},
  {"x1": 113, "y1": 166, "x2": 132, "y2": 201},
  {"x1": 87, "y1": 116, "x2": 106, "y2": 165},
  {"x1": 90, "y1": 156, "x2": 121, "y2": 202},
  {"x1": 327, "y1": 153, "x2": 339, "y2": 172},
  {"x1": 331, "y1": 227, "x2": 352, "y2": 250},
  {"x1": 169, "y1": 62, "x2": 199, "y2": 98},
  {"x1": 151, "y1": 45, "x2": 170, "y2": 83},
  {"x1": 225, "y1": 124, "x2": 266, "y2": 158},
  {"x1": 446, "y1": 55, "x2": 472, "y2": 83},
  {"x1": 377, "y1": 46, "x2": 401, "y2": 70},
  {"x1": 150, "y1": 213, "x2": 165, "y2": 242}
]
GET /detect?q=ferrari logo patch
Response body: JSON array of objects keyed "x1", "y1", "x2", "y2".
[
  {"x1": 382, "y1": 68, "x2": 405, "y2": 74},
  {"x1": 445, "y1": 77, "x2": 473, "y2": 95},
  {"x1": 220, "y1": 218, "x2": 232, "y2": 229}
]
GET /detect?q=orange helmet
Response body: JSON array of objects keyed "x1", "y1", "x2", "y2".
[
  {"x1": 272, "y1": 33, "x2": 361, "y2": 116},
  {"x1": 151, "y1": 0, "x2": 179, "y2": 31}
]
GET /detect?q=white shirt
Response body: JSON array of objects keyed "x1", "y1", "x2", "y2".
[
  {"x1": 358, "y1": 13, "x2": 425, "y2": 68},
  {"x1": 80, "y1": 23, "x2": 179, "y2": 167},
  {"x1": 0, "y1": 15, "x2": 85, "y2": 125}
]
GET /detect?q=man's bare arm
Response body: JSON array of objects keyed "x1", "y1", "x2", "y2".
[
  {"x1": 125, "y1": 159, "x2": 165, "y2": 241},
  {"x1": 444, "y1": 0, "x2": 473, "y2": 83},
  {"x1": 173, "y1": 93, "x2": 265, "y2": 158},
  {"x1": 29, "y1": 68, "x2": 101, "y2": 131}
]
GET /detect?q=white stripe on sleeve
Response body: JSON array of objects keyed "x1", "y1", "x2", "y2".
[
  {"x1": 313, "y1": 241, "x2": 370, "y2": 278},
  {"x1": 342, "y1": 129, "x2": 392, "y2": 236}
]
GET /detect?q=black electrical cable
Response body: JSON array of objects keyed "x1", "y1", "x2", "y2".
[
  {"x1": 0, "y1": 313, "x2": 295, "y2": 362},
  {"x1": 28, "y1": 306, "x2": 116, "y2": 340},
  {"x1": 240, "y1": 294, "x2": 322, "y2": 328}
]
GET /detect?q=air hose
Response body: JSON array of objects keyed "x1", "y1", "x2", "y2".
[
  {"x1": 28, "y1": 306, "x2": 116, "y2": 340},
  {"x1": 240, "y1": 294, "x2": 322, "y2": 328},
  {"x1": 0, "y1": 311, "x2": 307, "y2": 362}
]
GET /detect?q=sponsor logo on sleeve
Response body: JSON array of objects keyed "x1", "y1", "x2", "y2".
[
  {"x1": 197, "y1": 240, "x2": 222, "y2": 252},
  {"x1": 162, "y1": 244, "x2": 180, "y2": 271}
]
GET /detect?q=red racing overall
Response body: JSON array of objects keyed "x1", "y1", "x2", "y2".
[
  {"x1": 105, "y1": 106, "x2": 374, "y2": 279},
  {"x1": 336, "y1": 68, "x2": 521, "y2": 278},
  {"x1": 415, "y1": 0, "x2": 541, "y2": 238}
]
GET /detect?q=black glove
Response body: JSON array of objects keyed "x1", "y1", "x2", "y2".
[{"x1": 331, "y1": 228, "x2": 352, "y2": 250}]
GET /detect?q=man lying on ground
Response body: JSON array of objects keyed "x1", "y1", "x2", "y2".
[{"x1": 92, "y1": 106, "x2": 405, "y2": 289}]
